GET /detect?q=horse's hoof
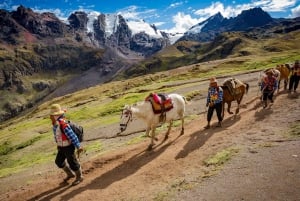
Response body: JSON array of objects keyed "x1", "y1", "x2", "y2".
[{"x1": 147, "y1": 145, "x2": 153, "y2": 151}]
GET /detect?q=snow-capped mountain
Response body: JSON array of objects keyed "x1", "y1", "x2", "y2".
[
  {"x1": 178, "y1": 7, "x2": 274, "y2": 42},
  {"x1": 67, "y1": 10, "x2": 169, "y2": 57}
]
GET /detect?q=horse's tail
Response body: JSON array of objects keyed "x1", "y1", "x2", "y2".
[{"x1": 245, "y1": 83, "x2": 250, "y2": 94}]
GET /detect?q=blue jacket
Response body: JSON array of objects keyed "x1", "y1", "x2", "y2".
[{"x1": 206, "y1": 86, "x2": 223, "y2": 105}]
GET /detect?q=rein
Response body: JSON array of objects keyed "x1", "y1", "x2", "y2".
[{"x1": 120, "y1": 109, "x2": 133, "y2": 132}]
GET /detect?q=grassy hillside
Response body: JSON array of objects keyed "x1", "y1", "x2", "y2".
[
  {"x1": 0, "y1": 42, "x2": 104, "y2": 121},
  {"x1": 1, "y1": 46, "x2": 300, "y2": 178}
]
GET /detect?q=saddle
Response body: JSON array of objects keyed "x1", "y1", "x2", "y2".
[
  {"x1": 223, "y1": 78, "x2": 243, "y2": 96},
  {"x1": 145, "y1": 93, "x2": 173, "y2": 122}
]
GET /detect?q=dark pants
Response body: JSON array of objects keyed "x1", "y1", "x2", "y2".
[
  {"x1": 207, "y1": 102, "x2": 223, "y2": 122},
  {"x1": 262, "y1": 89, "x2": 274, "y2": 101},
  {"x1": 55, "y1": 145, "x2": 80, "y2": 171},
  {"x1": 289, "y1": 75, "x2": 300, "y2": 91}
]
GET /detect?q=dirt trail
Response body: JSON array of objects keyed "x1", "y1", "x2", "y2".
[{"x1": 1, "y1": 75, "x2": 300, "y2": 201}]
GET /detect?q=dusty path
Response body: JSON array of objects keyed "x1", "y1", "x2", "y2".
[{"x1": 1, "y1": 73, "x2": 300, "y2": 201}]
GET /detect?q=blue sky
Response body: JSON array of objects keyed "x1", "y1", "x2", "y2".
[{"x1": 1, "y1": 0, "x2": 300, "y2": 33}]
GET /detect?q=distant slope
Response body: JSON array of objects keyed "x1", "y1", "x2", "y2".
[{"x1": 117, "y1": 22, "x2": 300, "y2": 79}]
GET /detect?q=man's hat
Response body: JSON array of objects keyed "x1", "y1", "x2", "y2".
[
  {"x1": 295, "y1": 60, "x2": 299, "y2": 64},
  {"x1": 210, "y1": 77, "x2": 218, "y2": 84},
  {"x1": 50, "y1": 104, "x2": 65, "y2": 116},
  {"x1": 265, "y1": 69, "x2": 274, "y2": 75}
]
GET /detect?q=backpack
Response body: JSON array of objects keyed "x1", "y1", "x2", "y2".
[
  {"x1": 59, "y1": 120, "x2": 84, "y2": 142},
  {"x1": 68, "y1": 121, "x2": 84, "y2": 142}
]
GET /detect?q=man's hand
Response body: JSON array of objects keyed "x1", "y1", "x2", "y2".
[{"x1": 76, "y1": 147, "x2": 85, "y2": 158}]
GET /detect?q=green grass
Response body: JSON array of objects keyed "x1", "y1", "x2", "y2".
[
  {"x1": 126, "y1": 134, "x2": 147, "y2": 145},
  {"x1": 204, "y1": 147, "x2": 239, "y2": 167},
  {"x1": 286, "y1": 122, "x2": 300, "y2": 138},
  {"x1": 84, "y1": 140, "x2": 103, "y2": 154}
]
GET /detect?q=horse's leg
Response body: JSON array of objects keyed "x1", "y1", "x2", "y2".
[
  {"x1": 284, "y1": 79, "x2": 288, "y2": 90},
  {"x1": 146, "y1": 124, "x2": 158, "y2": 141},
  {"x1": 180, "y1": 116, "x2": 184, "y2": 135},
  {"x1": 235, "y1": 102, "x2": 240, "y2": 114},
  {"x1": 145, "y1": 126, "x2": 150, "y2": 137},
  {"x1": 164, "y1": 120, "x2": 173, "y2": 141},
  {"x1": 148, "y1": 125, "x2": 156, "y2": 151},
  {"x1": 227, "y1": 102, "x2": 233, "y2": 114},
  {"x1": 235, "y1": 94, "x2": 244, "y2": 114}
]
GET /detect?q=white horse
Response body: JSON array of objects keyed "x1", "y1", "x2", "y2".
[{"x1": 120, "y1": 93, "x2": 187, "y2": 150}]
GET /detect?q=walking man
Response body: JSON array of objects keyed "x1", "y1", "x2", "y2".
[
  {"x1": 50, "y1": 104, "x2": 84, "y2": 185},
  {"x1": 261, "y1": 70, "x2": 278, "y2": 108},
  {"x1": 288, "y1": 60, "x2": 300, "y2": 93},
  {"x1": 204, "y1": 77, "x2": 223, "y2": 129}
]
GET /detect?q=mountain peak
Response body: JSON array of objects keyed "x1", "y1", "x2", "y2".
[{"x1": 178, "y1": 7, "x2": 274, "y2": 43}]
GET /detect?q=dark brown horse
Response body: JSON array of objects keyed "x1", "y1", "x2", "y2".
[{"x1": 221, "y1": 78, "x2": 249, "y2": 118}]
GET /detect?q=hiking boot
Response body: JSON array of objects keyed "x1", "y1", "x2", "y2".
[
  {"x1": 62, "y1": 166, "x2": 75, "y2": 182},
  {"x1": 263, "y1": 101, "x2": 267, "y2": 108},
  {"x1": 204, "y1": 124, "x2": 210, "y2": 129},
  {"x1": 270, "y1": 99, "x2": 274, "y2": 103},
  {"x1": 72, "y1": 167, "x2": 83, "y2": 186},
  {"x1": 216, "y1": 122, "x2": 222, "y2": 127}
]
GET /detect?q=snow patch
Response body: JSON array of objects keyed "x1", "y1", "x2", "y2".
[
  {"x1": 87, "y1": 11, "x2": 100, "y2": 33},
  {"x1": 187, "y1": 21, "x2": 207, "y2": 34},
  {"x1": 105, "y1": 14, "x2": 119, "y2": 37}
]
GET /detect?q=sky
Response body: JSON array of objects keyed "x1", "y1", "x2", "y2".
[{"x1": 1, "y1": 0, "x2": 300, "y2": 34}]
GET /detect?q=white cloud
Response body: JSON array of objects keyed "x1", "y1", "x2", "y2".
[
  {"x1": 32, "y1": 8, "x2": 66, "y2": 18},
  {"x1": 168, "y1": 1, "x2": 184, "y2": 9},
  {"x1": 194, "y1": 2, "x2": 238, "y2": 18},
  {"x1": 163, "y1": 12, "x2": 201, "y2": 33},
  {"x1": 291, "y1": 5, "x2": 300, "y2": 17},
  {"x1": 255, "y1": 0, "x2": 297, "y2": 12},
  {"x1": 117, "y1": 5, "x2": 158, "y2": 21}
]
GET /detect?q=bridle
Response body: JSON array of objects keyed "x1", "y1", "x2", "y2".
[{"x1": 120, "y1": 108, "x2": 133, "y2": 132}]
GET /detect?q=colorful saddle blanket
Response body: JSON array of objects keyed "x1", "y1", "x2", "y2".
[{"x1": 145, "y1": 93, "x2": 173, "y2": 114}]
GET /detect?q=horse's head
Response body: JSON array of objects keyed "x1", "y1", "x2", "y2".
[{"x1": 120, "y1": 105, "x2": 133, "y2": 132}]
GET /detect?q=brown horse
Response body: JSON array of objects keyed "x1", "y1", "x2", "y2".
[
  {"x1": 221, "y1": 78, "x2": 249, "y2": 118},
  {"x1": 275, "y1": 64, "x2": 291, "y2": 90}
]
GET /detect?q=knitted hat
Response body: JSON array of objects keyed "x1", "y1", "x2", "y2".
[{"x1": 49, "y1": 104, "x2": 65, "y2": 116}]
